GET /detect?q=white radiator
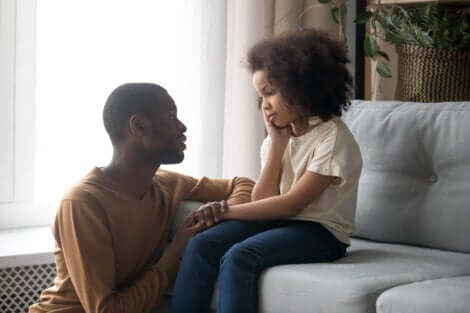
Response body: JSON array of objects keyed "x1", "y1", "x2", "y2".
[{"x1": 0, "y1": 263, "x2": 56, "y2": 313}]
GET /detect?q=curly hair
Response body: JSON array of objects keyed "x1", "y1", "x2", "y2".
[{"x1": 247, "y1": 28, "x2": 353, "y2": 121}]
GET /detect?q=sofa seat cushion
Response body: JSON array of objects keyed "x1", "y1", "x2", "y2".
[
  {"x1": 376, "y1": 276, "x2": 470, "y2": 313},
  {"x1": 249, "y1": 238, "x2": 470, "y2": 313}
]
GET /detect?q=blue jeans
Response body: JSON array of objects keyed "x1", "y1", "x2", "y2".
[{"x1": 170, "y1": 220, "x2": 347, "y2": 313}]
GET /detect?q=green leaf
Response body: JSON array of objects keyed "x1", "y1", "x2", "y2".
[
  {"x1": 318, "y1": 0, "x2": 331, "y2": 3},
  {"x1": 377, "y1": 50, "x2": 390, "y2": 61},
  {"x1": 376, "y1": 62, "x2": 392, "y2": 78},
  {"x1": 331, "y1": 7, "x2": 340, "y2": 24},
  {"x1": 364, "y1": 35, "x2": 378, "y2": 58}
]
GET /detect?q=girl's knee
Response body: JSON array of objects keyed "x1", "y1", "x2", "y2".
[
  {"x1": 220, "y1": 242, "x2": 263, "y2": 270},
  {"x1": 183, "y1": 232, "x2": 211, "y2": 258}
]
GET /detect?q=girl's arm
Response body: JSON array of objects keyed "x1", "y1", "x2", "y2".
[
  {"x1": 251, "y1": 115, "x2": 291, "y2": 201},
  {"x1": 251, "y1": 141, "x2": 284, "y2": 201},
  {"x1": 223, "y1": 171, "x2": 336, "y2": 220}
]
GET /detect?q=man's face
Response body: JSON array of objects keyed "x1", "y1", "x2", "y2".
[{"x1": 143, "y1": 92, "x2": 187, "y2": 165}]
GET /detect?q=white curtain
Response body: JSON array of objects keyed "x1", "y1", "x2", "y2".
[
  {"x1": 222, "y1": 0, "x2": 266, "y2": 180},
  {"x1": 188, "y1": 0, "x2": 266, "y2": 181},
  {"x1": 4, "y1": 0, "x2": 268, "y2": 228}
]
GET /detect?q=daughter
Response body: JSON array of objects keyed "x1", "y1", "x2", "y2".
[{"x1": 171, "y1": 28, "x2": 362, "y2": 313}]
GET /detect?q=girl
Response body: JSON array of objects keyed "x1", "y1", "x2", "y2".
[{"x1": 171, "y1": 28, "x2": 362, "y2": 313}]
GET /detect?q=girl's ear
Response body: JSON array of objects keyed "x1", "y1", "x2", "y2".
[{"x1": 128, "y1": 114, "x2": 151, "y2": 138}]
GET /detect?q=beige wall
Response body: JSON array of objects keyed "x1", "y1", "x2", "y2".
[{"x1": 264, "y1": 0, "x2": 339, "y2": 36}]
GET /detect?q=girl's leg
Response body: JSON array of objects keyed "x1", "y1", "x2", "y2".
[
  {"x1": 217, "y1": 221, "x2": 347, "y2": 313},
  {"x1": 170, "y1": 220, "x2": 271, "y2": 313}
]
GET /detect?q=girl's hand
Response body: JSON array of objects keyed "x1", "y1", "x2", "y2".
[
  {"x1": 264, "y1": 113, "x2": 291, "y2": 152},
  {"x1": 195, "y1": 200, "x2": 228, "y2": 227}
]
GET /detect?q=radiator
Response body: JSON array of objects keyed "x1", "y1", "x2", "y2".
[{"x1": 0, "y1": 263, "x2": 56, "y2": 313}]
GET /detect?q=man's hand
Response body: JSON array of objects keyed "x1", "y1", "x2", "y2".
[
  {"x1": 167, "y1": 212, "x2": 204, "y2": 258},
  {"x1": 196, "y1": 200, "x2": 228, "y2": 227}
]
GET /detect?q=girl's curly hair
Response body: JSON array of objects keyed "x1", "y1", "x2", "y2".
[{"x1": 247, "y1": 28, "x2": 353, "y2": 121}]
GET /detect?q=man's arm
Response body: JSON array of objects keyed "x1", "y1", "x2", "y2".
[
  {"x1": 156, "y1": 169, "x2": 255, "y2": 205},
  {"x1": 56, "y1": 199, "x2": 181, "y2": 313},
  {"x1": 186, "y1": 176, "x2": 255, "y2": 205}
]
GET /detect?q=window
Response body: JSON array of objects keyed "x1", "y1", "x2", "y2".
[{"x1": 0, "y1": 0, "x2": 203, "y2": 229}]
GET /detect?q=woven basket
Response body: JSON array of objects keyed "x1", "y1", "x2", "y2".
[{"x1": 395, "y1": 44, "x2": 470, "y2": 102}]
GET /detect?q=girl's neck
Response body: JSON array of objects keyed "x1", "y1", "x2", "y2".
[{"x1": 290, "y1": 118, "x2": 314, "y2": 137}]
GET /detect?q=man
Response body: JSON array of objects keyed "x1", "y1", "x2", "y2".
[{"x1": 29, "y1": 83, "x2": 254, "y2": 313}]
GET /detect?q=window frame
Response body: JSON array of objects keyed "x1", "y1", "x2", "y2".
[{"x1": 0, "y1": 0, "x2": 44, "y2": 229}]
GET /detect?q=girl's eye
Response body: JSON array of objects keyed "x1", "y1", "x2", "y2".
[
  {"x1": 257, "y1": 97, "x2": 263, "y2": 108},
  {"x1": 264, "y1": 89, "x2": 275, "y2": 96}
]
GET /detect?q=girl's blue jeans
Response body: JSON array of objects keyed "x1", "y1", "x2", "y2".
[{"x1": 170, "y1": 219, "x2": 347, "y2": 313}]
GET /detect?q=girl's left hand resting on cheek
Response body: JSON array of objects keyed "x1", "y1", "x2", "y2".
[{"x1": 196, "y1": 200, "x2": 228, "y2": 227}]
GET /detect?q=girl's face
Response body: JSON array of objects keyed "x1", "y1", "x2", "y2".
[{"x1": 252, "y1": 70, "x2": 299, "y2": 128}]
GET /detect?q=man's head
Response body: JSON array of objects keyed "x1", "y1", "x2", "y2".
[{"x1": 103, "y1": 83, "x2": 187, "y2": 165}]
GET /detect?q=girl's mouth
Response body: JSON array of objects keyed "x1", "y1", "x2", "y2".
[{"x1": 266, "y1": 113, "x2": 276, "y2": 122}]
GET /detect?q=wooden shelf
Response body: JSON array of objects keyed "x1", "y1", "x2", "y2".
[{"x1": 368, "y1": 0, "x2": 470, "y2": 5}]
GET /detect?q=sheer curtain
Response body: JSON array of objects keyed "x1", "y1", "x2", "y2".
[
  {"x1": 4, "y1": 0, "x2": 340, "y2": 228},
  {"x1": 169, "y1": 0, "x2": 267, "y2": 180},
  {"x1": 35, "y1": 0, "x2": 201, "y2": 215},
  {"x1": 34, "y1": 0, "x2": 267, "y2": 224}
]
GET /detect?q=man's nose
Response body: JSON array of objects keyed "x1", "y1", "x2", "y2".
[{"x1": 180, "y1": 121, "x2": 187, "y2": 132}]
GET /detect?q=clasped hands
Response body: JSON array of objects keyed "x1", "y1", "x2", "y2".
[{"x1": 195, "y1": 200, "x2": 228, "y2": 228}]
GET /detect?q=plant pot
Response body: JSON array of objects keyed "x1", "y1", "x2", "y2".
[{"x1": 395, "y1": 44, "x2": 470, "y2": 102}]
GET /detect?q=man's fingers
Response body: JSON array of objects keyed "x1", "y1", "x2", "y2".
[{"x1": 183, "y1": 211, "x2": 197, "y2": 227}]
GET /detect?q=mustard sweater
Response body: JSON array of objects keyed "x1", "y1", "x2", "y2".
[{"x1": 29, "y1": 167, "x2": 254, "y2": 313}]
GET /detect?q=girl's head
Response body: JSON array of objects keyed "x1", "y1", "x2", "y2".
[{"x1": 247, "y1": 28, "x2": 353, "y2": 126}]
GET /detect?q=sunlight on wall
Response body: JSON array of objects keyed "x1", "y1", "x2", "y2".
[{"x1": 35, "y1": 0, "x2": 201, "y2": 206}]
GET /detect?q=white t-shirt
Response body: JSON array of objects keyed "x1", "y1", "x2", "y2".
[{"x1": 260, "y1": 116, "x2": 363, "y2": 244}]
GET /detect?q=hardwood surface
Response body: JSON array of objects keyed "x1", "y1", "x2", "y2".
[{"x1": 368, "y1": 0, "x2": 470, "y2": 5}]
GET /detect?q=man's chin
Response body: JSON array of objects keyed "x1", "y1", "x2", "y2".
[{"x1": 160, "y1": 151, "x2": 185, "y2": 165}]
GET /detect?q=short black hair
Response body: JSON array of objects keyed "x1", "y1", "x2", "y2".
[
  {"x1": 247, "y1": 28, "x2": 353, "y2": 121},
  {"x1": 103, "y1": 83, "x2": 166, "y2": 144}
]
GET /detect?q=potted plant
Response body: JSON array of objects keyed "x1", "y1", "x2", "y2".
[{"x1": 316, "y1": 0, "x2": 470, "y2": 101}]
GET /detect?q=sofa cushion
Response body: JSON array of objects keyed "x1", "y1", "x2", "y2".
[
  {"x1": 252, "y1": 238, "x2": 470, "y2": 313},
  {"x1": 342, "y1": 101, "x2": 470, "y2": 253},
  {"x1": 376, "y1": 276, "x2": 470, "y2": 313}
]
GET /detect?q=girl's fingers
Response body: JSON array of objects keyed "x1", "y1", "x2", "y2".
[{"x1": 211, "y1": 204, "x2": 221, "y2": 223}]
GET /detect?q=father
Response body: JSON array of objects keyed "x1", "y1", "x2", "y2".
[{"x1": 29, "y1": 83, "x2": 254, "y2": 313}]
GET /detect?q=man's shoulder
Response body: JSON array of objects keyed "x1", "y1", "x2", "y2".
[
  {"x1": 61, "y1": 168, "x2": 106, "y2": 203},
  {"x1": 154, "y1": 169, "x2": 196, "y2": 187},
  {"x1": 62, "y1": 182, "x2": 98, "y2": 202}
]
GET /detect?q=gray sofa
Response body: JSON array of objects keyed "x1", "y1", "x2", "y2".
[{"x1": 165, "y1": 100, "x2": 470, "y2": 313}]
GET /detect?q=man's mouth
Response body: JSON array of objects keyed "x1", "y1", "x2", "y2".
[{"x1": 179, "y1": 135, "x2": 187, "y2": 150}]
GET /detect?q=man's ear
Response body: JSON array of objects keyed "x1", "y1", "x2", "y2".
[{"x1": 129, "y1": 115, "x2": 151, "y2": 138}]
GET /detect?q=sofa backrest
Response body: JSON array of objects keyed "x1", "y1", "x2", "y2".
[{"x1": 342, "y1": 100, "x2": 470, "y2": 253}]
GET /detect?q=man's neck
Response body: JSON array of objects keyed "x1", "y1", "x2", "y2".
[{"x1": 102, "y1": 151, "x2": 160, "y2": 199}]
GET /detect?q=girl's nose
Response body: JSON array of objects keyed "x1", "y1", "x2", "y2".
[{"x1": 262, "y1": 99, "x2": 271, "y2": 110}]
